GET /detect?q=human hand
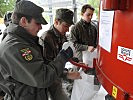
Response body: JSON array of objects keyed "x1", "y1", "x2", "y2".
[
  {"x1": 88, "y1": 46, "x2": 95, "y2": 52},
  {"x1": 67, "y1": 71, "x2": 82, "y2": 80}
]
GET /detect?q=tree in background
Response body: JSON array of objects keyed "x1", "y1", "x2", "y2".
[
  {"x1": 0, "y1": 0, "x2": 16, "y2": 17},
  {"x1": 88, "y1": 0, "x2": 100, "y2": 19}
]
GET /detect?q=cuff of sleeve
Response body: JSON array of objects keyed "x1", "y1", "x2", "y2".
[{"x1": 62, "y1": 70, "x2": 68, "y2": 80}]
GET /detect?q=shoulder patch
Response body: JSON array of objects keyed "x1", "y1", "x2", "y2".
[{"x1": 20, "y1": 48, "x2": 33, "y2": 61}]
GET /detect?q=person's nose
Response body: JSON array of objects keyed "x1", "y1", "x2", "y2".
[{"x1": 89, "y1": 15, "x2": 92, "y2": 19}]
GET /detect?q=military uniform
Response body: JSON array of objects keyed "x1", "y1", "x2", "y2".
[
  {"x1": 40, "y1": 25, "x2": 67, "y2": 62},
  {"x1": 0, "y1": 23, "x2": 70, "y2": 100},
  {"x1": 0, "y1": 1, "x2": 73, "y2": 100},
  {"x1": 40, "y1": 25, "x2": 68, "y2": 100},
  {"x1": 70, "y1": 19, "x2": 97, "y2": 61},
  {"x1": 40, "y1": 8, "x2": 74, "y2": 100}
]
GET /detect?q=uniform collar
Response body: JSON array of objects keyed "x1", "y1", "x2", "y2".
[
  {"x1": 7, "y1": 23, "x2": 39, "y2": 44},
  {"x1": 50, "y1": 25, "x2": 67, "y2": 43},
  {"x1": 80, "y1": 19, "x2": 91, "y2": 26},
  {"x1": 49, "y1": 25, "x2": 61, "y2": 38}
]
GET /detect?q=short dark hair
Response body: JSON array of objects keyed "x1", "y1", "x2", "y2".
[
  {"x1": 11, "y1": 12, "x2": 32, "y2": 24},
  {"x1": 81, "y1": 4, "x2": 95, "y2": 14}
]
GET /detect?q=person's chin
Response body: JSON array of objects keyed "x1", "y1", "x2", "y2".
[
  {"x1": 61, "y1": 32, "x2": 65, "y2": 36},
  {"x1": 84, "y1": 19, "x2": 90, "y2": 23}
]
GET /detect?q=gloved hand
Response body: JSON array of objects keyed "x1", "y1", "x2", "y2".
[
  {"x1": 62, "y1": 41, "x2": 76, "y2": 54},
  {"x1": 60, "y1": 46, "x2": 73, "y2": 60}
]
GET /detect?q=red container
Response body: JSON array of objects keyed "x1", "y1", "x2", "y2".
[
  {"x1": 95, "y1": 0, "x2": 133, "y2": 99},
  {"x1": 102, "y1": 0, "x2": 129, "y2": 10}
]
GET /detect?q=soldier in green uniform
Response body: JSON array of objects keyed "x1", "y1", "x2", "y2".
[
  {"x1": 40, "y1": 8, "x2": 81, "y2": 100},
  {"x1": 0, "y1": 1, "x2": 73, "y2": 100}
]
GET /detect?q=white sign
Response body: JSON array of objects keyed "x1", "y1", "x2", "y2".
[
  {"x1": 99, "y1": 1, "x2": 114, "y2": 52},
  {"x1": 117, "y1": 46, "x2": 133, "y2": 65}
]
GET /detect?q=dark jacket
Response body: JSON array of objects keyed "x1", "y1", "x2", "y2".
[
  {"x1": 40, "y1": 25, "x2": 69, "y2": 100},
  {"x1": 40, "y1": 25, "x2": 67, "y2": 63},
  {"x1": 70, "y1": 19, "x2": 98, "y2": 61},
  {"x1": 0, "y1": 23, "x2": 68, "y2": 100}
]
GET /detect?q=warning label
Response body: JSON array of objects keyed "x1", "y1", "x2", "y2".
[{"x1": 112, "y1": 86, "x2": 118, "y2": 99}]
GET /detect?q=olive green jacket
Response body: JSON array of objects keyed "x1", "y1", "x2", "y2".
[{"x1": 0, "y1": 23, "x2": 68, "y2": 100}]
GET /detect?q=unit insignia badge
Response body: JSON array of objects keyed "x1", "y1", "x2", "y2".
[{"x1": 20, "y1": 48, "x2": 33, "y2": 61}]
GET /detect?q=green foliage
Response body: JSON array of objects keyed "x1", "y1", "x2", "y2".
[
  {"x1": 0, "y1": 0, "x2": 16, "y2": 17},
  {"x1": 88, "y1": 0, "x2": 100, "y2": 19}
]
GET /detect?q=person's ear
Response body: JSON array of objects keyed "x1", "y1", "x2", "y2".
[
  {"x1": 20, "y1": 17, "x2": 27, "y2": 27},
  {"x1": 54, "y1": 19, "x2": 58, "y2": 25}
]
